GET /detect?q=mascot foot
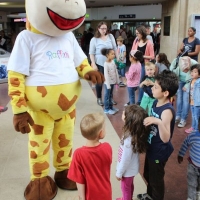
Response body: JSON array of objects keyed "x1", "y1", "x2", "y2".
[
  {"x1": 54, "y1": 169, "x2": 77, "y2": 190},
  {"x1": 24, "y1": 176, "x2": 57, "y2": 200}
]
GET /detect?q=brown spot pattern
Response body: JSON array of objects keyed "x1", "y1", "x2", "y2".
[
  {"x1": 43, "y1": 139, "x2": 49, "y2": 143},
  {"x1": 33, "y1": 161, "x2": 49, "y2": 177},
  {"x1": 37, "y1": 86, "x2": 47, "y2": 97},
  {"x1": 57, "y1": 94, "x2": 78, "y2": 111},
  {"x1": 32, "y1": 124, "x2": 44, "y2": 135},
  {"x1": 30, "y1": 141, "x2": 39, "y2": 147},
  {"x1": 55, "y1": 118, "x2": 62, "y2": 122},
  {"x1": 24, "y1": 94, "x2": 29, "y2": 102},
  {"x1": 10, "y1": 77, "x2": 20, "y2": 87},
  {"x1": 56, "y1": 150, "x2": 64, "y2": 163},
  {"x1": 40, "y1": 109, "x2": 49, "y2": 113},
  {"x1": 69, "y1": 109, "x2": 76, "y2": 119},
  {"x1": 9, "y1": 90, "x2": 21, "y2": 96},
  {"x1": 30, "y1": 151, "x2": 37, "y2": 159},
  {"x1": 16, "y1": 97, "x2": 27, "y2": 108},
  {"x1": 68, "y1": 149, "x2": 72, "y2": 157},
  {"x1": 79, "y1": 65, "x2": 87, "y2": 71},
  {"x1": 43, "y1": 143, "x2": 50, "y2": 155},
  {"x1": 58, "y1": 134, "x2": 70, "y2": 148}
]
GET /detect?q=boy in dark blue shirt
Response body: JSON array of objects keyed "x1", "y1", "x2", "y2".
[{"x1": 137, "y1": 70, "x2": 179, "y2": 200}]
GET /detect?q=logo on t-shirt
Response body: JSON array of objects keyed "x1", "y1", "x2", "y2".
[{"x1": 46, "y1": 50, "x2": 70, "y2": 60}]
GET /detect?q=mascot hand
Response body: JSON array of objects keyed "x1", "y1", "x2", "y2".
[
  {"x1": 13, "y1": 112, "x2": 34, "y2": 134},
  {"x1": 84, "y1": 71, "x2": 105, "y2": 84}
]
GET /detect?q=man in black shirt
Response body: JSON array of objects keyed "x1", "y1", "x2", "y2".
[{"x1": 85, "y1": 27, "x2": 94, "y2": 57}]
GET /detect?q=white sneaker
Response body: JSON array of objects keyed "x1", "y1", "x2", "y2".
[
  {"x1": 178, "y1": 119, "x2": 186, "y2": 128},
  {"x1": 175, "y1": 116, "x2": 180, "y2": 123},
  {"x1": 112, "y1": 107, "x2": 119, "y2": 112}
]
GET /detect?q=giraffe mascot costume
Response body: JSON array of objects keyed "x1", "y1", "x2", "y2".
[{"x1": 7, "y1": 0, "x2": 104, "y2": 199}]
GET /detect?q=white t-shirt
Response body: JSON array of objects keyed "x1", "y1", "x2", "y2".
[
  {"x1": 104, "y1": 60, "x2": 119, "y2": 89},
  {"x1": 116, "y1": 135, "x2": 139, "y2": 178},
  {"x1": 8, "y1": 30, "x2": 86, "y2": 86}
]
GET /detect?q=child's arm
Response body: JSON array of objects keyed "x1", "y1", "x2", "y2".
[
  {"x1": 143, "y1": 109, "x2": 173, "y2": 143},
  {"x1": 104, "y1": 63, "x2": 111, "y2": 89},
  {"x1": 76, "y1": 183, "x2": 86, "y2": 200},
  {"x1": 177, "y1": 135, "x2": 191, "y2": 164}
]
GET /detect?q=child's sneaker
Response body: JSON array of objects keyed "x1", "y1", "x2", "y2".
[
  {"x1": 178, "y1": 119, "x2": 186, "y2": 128},
  {"x1": 124, "y1": 102, "x2": 130, "y2": 107},
  {"x1": 137, "y1": 193, "x2": 152, "y2": 200},
  {"x1": 112, "y1": 107, "x2": 119, "y2": 112},
  {"x1": 119, "y1": 82, "x2": 126, "y2": 87},
  {"x1": 0, "y1": 106, "x2": 8, "y2": 113},
  {"x1": 185, "y1": 127, "x2": 194, "y2": 134},
  {"x1": 104, "y1": 109, "x2": 116, "y2": 115},
  {"x1": 175, "y1": 116, "x2": 180, "y2": 123}
]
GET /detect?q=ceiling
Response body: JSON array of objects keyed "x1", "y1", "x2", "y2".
[{"x1": 0, "y1": 0, "x2": 167, "y2": 13}]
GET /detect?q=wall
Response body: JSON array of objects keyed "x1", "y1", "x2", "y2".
[
  {"x1": 160, "y1": 0, "x2": 200, "y2": 63},
  {"x1": 85, "y1": 5, "x2": 161, "y2": 21}
]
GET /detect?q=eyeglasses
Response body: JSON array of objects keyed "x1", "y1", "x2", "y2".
[{"x1": 99, "y1": 28, "x2": 107, "y2": 30}]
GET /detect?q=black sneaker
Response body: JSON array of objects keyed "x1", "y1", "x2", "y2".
[
  {"x1": 124, "y1": 102, "x2": 130, "y2": 107},
  {"x1": 97, "y1": 98, "x2": 104, "y2": 106},
  {"x1": 119, "y1": 82, "x2": 126, "y2": 87},
  {"x1": 137, "y1": 193, "x2": 152, "y2": 200}
]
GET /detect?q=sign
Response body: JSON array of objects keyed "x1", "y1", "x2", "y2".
[{"x1": 119, "y1": 14, "x2": 136, "y2": 19}]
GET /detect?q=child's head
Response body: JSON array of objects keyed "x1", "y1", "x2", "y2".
[
  {"x1": 122, "y1": 105, "x2": 150, "y2": 153},
  {"x1": 190, "y1": 64, "x2": 200, "y2": 79},
  {"x1": 116, "y1": 36, "x2": 124, "y2": 45},
  {"x1": 129, "y1": 50, "x2": 143, "y2": 63},
  {"x1": 101, "y1": 48, "x2": 115, "y2": 60},
  {"x1": 156, "y1": 53, "x2": 170, "y2": 68},
  {"x1": 152, "y1": 70, "x2": 179, "y2": 99},
  {"x1": 80, "y1": 113, "x2": 105, "y2": 140},
  {"x1": 145, "y1": 62, "x2": 155, "y2": 77}
]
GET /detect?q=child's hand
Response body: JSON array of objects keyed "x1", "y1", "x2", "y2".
[
  {"x1": 182, "y1": 87, "x2": 186, "y2": 91},
  {"x1": 116, "y1": 176, "x2": 121, "y2": 181},
  {"x1": 143, "y1": 116, "x2": 160, "y2": 126},
  {"x1": 177, "y1": 155, "x2": 183, "y2": 164},
  {"x1": 147, "y1": 80, "x2": 154, "y2": 86},
  {"x1": 142, "y1": 80, "x2": 149, "y2": 86}
]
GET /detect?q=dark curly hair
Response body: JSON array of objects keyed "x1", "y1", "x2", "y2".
[
  {"x1": 122, "y1": 105, "x2": 150, "y2": 153},
  {"x1": 130, "y1": 50, "x2": 144, "y2": 63},
  {"x1": 101, "y1": 48, "x2": 113, "y2": 56}
]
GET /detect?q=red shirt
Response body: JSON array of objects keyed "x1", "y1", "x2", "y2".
[{"x1": 68, "y1": 142, "x2": 112, "y2": 200}]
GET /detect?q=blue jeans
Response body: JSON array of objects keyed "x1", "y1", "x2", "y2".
[
  {"x1": 191, "y1": 105, "x2": 200, "y2": 131},
  {"x1": 104, "y1": 84, "x2": 114, "y2": 110},
  {"x1": 176, "y1": 81, "x2": 190, "y2": 121},
  {"x1": 118, "y1": 67, "x2": 125, "y2": 77},
  {"x1": 137, "y1": 63, "x2": 145, "y2": 104},
  {"x1": 127, "y1": 86, "x2": 138, "y2": 105}
]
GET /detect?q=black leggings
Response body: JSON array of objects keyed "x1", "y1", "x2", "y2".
[{"x1": 95, "y1": 64, "x2": 104, "y2": 98}]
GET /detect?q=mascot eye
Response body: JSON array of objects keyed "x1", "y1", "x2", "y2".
[{"x1": 75, "y1": 1, "x2": 78, "y2": 5}]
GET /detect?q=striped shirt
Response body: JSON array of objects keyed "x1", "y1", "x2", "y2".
[{"x1": 178, "y1": 132, "x2": 200, "y2": 167}]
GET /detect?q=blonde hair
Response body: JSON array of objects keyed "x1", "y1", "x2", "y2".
[
  {"x1": 80, "y1": 113, "x2": 105, "y2": 140},
  {"x1": 145, "y1": 62, "x2": 156, "y2": 70}
]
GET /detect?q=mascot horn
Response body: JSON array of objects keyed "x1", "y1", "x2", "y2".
[{"x1": 7, "y1": 0, "x2": 104, "y2": 199}]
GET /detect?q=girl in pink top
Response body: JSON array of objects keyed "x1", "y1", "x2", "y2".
[
  {"x1": 132, "y1": 25, "x2": 155, "y2": 105},
  {"x1": 125, "y1": 50, "x2": 143, "y2": 105}
]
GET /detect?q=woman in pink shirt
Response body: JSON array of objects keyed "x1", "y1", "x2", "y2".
[
  {"x1": 132, "y1": 25, "x2": 155, "y2": 105},
  {"x1": 125, "y1": 50, "x2": 143, "y2": 105}
]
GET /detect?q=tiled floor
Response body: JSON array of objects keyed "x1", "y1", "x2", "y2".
[{"x1": 0, "y1": 79, "x2": 190, "y2": 200}]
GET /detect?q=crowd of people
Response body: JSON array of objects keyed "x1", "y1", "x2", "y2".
[{"x1": 70, "y1": 22, "x2": 200, "y2": 200}]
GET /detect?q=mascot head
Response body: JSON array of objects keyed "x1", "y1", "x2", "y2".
[{"x1": 26, "y1": 0, "x2": 86, "y2": 36}]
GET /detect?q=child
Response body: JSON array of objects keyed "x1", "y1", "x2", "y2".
[
  {"x1": 178, "y1": 118, "x2": 200, "y2": 200},
  {"x1": 124, "y1": 50, "x2": 143, "y2": 106},
  {"x1": 68, "y1": 113, "x2": 112, "y2": 200},
  {"x1": 185, "y1": 64, "x2": 200, "y2": 134},
  {"x1": 116, "y1": 36, "x2": 126, "y2": 87},
  {"x1": 140, "y1": 62, "x2": 156, "y2": 116},
  {"x1": 155, "y1": 53, "x2": 170, "y2": 75},
  {"x1": 116, "y1": 105, "x2": 150, "y2": 200},
  {"x1": 138, "y1": 70, "x2": 179, "y2": 200},
  {"x1": 102, "y1": 48, "x2": 120, "y2": 115}
]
